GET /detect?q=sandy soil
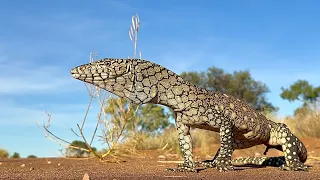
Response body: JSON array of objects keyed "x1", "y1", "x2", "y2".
[
  {"x1": 0, "y1": 155, "x2": 319, "y2": 180},
  {"x1": 1, "y1": 138, "x2": 320, "y2": 180}
]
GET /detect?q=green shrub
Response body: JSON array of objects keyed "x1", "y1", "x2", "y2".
[
  {"x1": 11, "y1": 152, "x2": 20, "y2": 158},
  {"x1": 27, "y1": 155, "x2": 37, "y2": 158},
  {"x1": 0, "y1": 148, "x2": 9, "y2": 158}
]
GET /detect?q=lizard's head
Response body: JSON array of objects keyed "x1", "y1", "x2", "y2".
[
  {"x1": 71, "y1": 58, "x2": 132, "y2": 82},
  {"x1": 71, "y1": 58, "x2": 160, "y2": 104}
]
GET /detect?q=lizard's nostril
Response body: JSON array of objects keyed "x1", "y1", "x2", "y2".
[{"x1": 70, "y1": 68, "x2": 80, "y2": 79}]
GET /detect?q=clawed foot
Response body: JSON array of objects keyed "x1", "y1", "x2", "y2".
[
  {"x1": 280, "y1": 161, "x2": 309, "y2": 171},
  {"x1": 195, "y1": 157, "x2": 234, "y2": 172},
  {"x1": 166, "y1": 162, "x2": 198, "y2": 172},
  {"x1": 215, "y1": 157, "x2": 234, "y2": 172},
  {"x1": 195, "y1": 160, "x2": 216, "y2": 169}
]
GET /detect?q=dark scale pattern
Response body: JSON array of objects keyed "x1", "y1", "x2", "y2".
[{"x1": 71, "y1": 58, "x2": 309, "y2": 172}]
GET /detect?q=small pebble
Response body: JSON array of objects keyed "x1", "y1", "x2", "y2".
[
  {"x1": 158, "y1": 155, "x2": 165, "y2": 159},
  {"x1": 29, "y1": 167, "x2": 34, "y2": 171},
  {"x1": 58, "y1": 163, "x2": 61, "y2": 166},
  {"x1": 21, "y1": 164, "x2": 25, "y2": 167},
  {"x1": 47, "y1": 161, "x2": 51, "y2": 164},
  {"x1": 83, "y1": 173, "x2": 90, "y2": 180}
]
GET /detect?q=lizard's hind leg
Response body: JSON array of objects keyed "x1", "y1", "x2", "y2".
[
  {"x1": 266, "y1": 123, "x2": 309, "y2": 171},
  {"x1": 277, "y1": 126, "x2": 309, "y2": 171}
]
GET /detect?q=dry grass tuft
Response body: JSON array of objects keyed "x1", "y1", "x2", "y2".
[
  {"x1": 283, "y1": 103, "x2": 320, "y2": 138},
  {"x1": 190, "y1": 129, "x2": 219, "y2": 156},
  {"x1": 120, "y1": 128, "x2": 219, "y2": 157},
  {"x1": 119, "y1": 127, "x2": 179, "y2": 155}
]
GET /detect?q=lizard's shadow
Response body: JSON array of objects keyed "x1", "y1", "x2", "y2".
[
  {"x1": 196, "y1": 165, "x2": 274, "y2": 172},
  {"x1": 197, "y1": 164, "x2": 314, "y2": 172}
]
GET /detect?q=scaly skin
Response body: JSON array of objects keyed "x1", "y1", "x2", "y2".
[{"x1": 71, "y1": 58, "x2": 309, "y2": 172}]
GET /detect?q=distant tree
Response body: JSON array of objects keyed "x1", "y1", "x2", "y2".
[
  {"x1": 11, "y1": 152, "x2": 20, "y2": 158},
  {"x1": 138, "y1": 104, "x2": 171, "y2": 133},
  {"x1": 280, "y1": 80, "x2": 320, "y2": 116},
  {"x1": 66, "y1": 140, "x2": 97, "y2": 158},
  {"x1": 104, "y1": 97, "x2": 139, "y2": 133},
  {"x1": 280, "y1": 80, "x2": 320, "y2": 105},
  {"x1": 0, "y1": 148, "x2": 9, "y2": 158},
  {"x1": 104, "y1": 97, "x2": 172, "y2": 135},
  {"x1": 181, "y1": 67, "x2": 277, "y2": 112},
  {"x1": 27, "y1": 155, "x2": 37, "y2": 158}
]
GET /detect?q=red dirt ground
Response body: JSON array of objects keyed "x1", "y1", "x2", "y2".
[{"x1": 1, "y1": 138, "x2": 320, "y2": 180}]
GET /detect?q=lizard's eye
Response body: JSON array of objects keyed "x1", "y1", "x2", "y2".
[
  {"x1": 104, "y1": 61, "x2": 111, "y2": 66},
  {"x1": 79, "y1": 66, "x2": 86, "y2": 71}
]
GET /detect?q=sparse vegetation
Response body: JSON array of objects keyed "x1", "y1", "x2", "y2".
[{"x1": 0, "y1": 148, "x2": 9, "y2": 158}]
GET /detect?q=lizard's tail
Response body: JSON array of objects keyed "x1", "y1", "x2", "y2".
[
  {"x1": 232, "y1": 135, "x2": 307, "y2": 166},
  {"x1": 232, "y1": 156, "x2": 285, "y2": 167}
]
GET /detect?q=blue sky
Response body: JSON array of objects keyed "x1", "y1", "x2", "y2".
[{"x1": 0, "y1": 0, "x2": 319, "y2": 157}]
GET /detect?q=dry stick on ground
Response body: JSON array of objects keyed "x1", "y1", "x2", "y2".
[{"x1": 36, "y1": 114, "x2": 91, "y2": 154}]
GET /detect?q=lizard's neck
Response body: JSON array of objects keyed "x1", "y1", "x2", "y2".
[
  {"x1": 111, "y1": 61, "x2": 205, "y2": 110},
  {"x1": 149, "y1": 71, "x2": 203, "y2": 112}
]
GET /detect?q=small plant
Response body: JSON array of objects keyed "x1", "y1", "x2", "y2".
[
  {"x1": 66, "y1": 140, "x2": 97, "y2": 158},
  {"x1": 37, "y1": 53, "x2": 111, "y2": 160},
  {"x1": 0, "y1": 148, "x2": 9, "y2": 158},
  {"x1": 128, "y1": 14, "x2": 141, "y2": 59},
  {"x1": 11, "y1": 152, "x2": 20, "y2": 159}
]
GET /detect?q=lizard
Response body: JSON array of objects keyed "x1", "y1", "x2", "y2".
[{"x1": 70, "y1": 58, "x2": 309, "y2": 172}]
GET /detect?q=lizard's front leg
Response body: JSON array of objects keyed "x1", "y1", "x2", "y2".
[
  {"x1": 166, "y1": 120, "x2": 196, "y2": 172},
  {"x1": 215, "y1": 119, "x2": 235, "y2": 172}
]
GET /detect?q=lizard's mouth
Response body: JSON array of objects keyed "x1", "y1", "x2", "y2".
[{"x1": 70, "y1": 68, "x2": 80, "y2": 79}]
